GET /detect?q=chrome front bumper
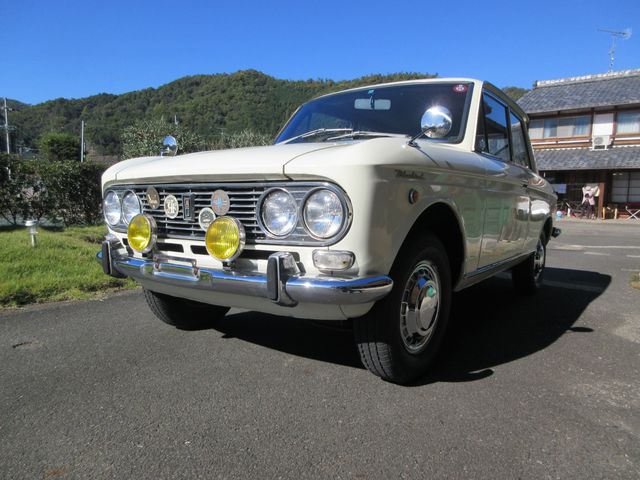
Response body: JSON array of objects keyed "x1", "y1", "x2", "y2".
[{"x1": 97, "y1": 240, "x2": 393, "y2": 307}]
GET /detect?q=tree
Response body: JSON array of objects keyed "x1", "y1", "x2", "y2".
[
  {"x1": 121, "y1": 119, "x2": 205, "y2": 159},
  {"x1": 502, "y1": 86, "x2": 530, "y2": 102},
  {"x1": 38, "y1": 132, "x2": 81, "y2": 162}
]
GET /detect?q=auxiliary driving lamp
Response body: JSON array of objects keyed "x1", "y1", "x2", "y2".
[
  {"x1": 127, "y1": 214, "x2": 157, "y2": 253},
  {"x1": 205, "y1": 216, "x2": 245, "y2": 261}
]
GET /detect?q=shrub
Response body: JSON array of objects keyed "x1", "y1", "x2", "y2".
[
  {"x1": 38, "y1": 132, "x2": 81, "y2": 162},
  {"x1": 121, "y1": 119, "x2": 205, "y2": 159},
  {"x1": 211, "y1": 130, "x2": 272, "y2": 150},
  {"x1": 0, "y1": 154, "x2": 105, "y2": 225},
  {"x1": 37, "y1": 161, "x2": 105, "y2": 225}
]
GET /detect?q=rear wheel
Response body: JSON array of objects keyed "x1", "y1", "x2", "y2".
[
  {"x1": 512, "y1": 232, "x2": 547, "y2": 295},
  {"x1": 354, "y1": 234, "x2": 452, "y2": 384},
  {"x1": 143, "y1": 289, "x2": 230, "y2": 329}
]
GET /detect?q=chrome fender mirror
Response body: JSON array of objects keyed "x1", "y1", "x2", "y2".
[
  {"x1": 160, "y1": 135, "x2": 178, "y2": 157},
  {"x1": 407, "y1": 106, "x2": 453, "y2": 147},
  {"x1": 420, "y1": 106, "x2": 452, "y2": 138}
]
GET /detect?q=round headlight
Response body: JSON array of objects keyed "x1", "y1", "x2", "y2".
[
  {"x1": 303, "y1": 189, "x2": 345, "y2": 239},
  {"x1": 127, "y1": 214, "x2": 157, "y2": 253},
  {"x1": 103, "y1": 191, "x2": 121, "y2": 226},
  {"x1": 122, "y1": 191, "x2": 141, "y2": 225},
  {"x1": 260, "y1": 189, "x2": 298, "y2": 237}
]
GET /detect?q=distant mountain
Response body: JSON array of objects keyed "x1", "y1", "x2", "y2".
[{"x1": 8, "y1": 70, "x2": 437, "y2": 156}]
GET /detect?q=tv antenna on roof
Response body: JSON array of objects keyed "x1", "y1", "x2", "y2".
[{"x1": 598, "y1": 28, "x2": 632, "y2": 72}]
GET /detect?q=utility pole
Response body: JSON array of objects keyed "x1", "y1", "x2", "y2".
[
  {"x1": 80, "y1": 120, "x2": 85, "y2": 162},
  {"x1": 2, "y1": 98, "x2": 11, "y2": 154}
]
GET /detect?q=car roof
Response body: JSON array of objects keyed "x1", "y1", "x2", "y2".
[
  {"x1": 310, "y1": 77, "x2": 529, "y2": 122},
  {"x1": 313, "y1": 77, "x2": 483, "y2": 100}
]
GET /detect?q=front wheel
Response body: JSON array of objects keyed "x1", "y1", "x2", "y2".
[
  {"x1": 512, "y1": 232, "x2": 547, "y2": 295},
  {"x1": 143, "y1": 289, "x2": 230, "y2": 329},
  {"x1": 354, "y1": 234, "x2": 452, "y2": 384}
]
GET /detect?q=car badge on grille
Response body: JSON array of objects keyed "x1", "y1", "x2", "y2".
[
  {"x1": 182, "y1": 194, "x2": 194, "y2": 221},
  {"x1": 146, "y1": 186, "x2": 160, "y2": 209},
  {"x1": 164, "y1": 194, "x2": 179, "y2": 219},
  {"x1": 211, "y1": 190, "x2": 230, "y2": 216},
  {"x1": 198, "y1": 207, "x2": 216, "y2": 231}
]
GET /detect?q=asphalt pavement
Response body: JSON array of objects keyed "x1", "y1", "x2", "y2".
[{"x1": 1, "y1": 220, "x2": 639, "y2": 479}]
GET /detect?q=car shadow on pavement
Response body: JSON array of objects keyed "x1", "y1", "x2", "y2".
[
  {"x1": 411, "y1": 267, "x2": 611, "y2": 386},
  {"x1": 209, "y1": 267, "x2": 611, "y2": 384}
]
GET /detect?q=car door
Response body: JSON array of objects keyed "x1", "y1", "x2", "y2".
[
  {"x1": 510, "y1": 110, "x2": 550, "y2": 252},
  {"x1": 476, "y1": 92, "x2": 530, "y2": 268}
]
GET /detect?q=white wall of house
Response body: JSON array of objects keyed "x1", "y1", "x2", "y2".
[{"x1": 593, "y1": 113, "x2": 614, "y2": 136}]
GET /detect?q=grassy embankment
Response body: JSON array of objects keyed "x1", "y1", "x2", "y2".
[
  {"x1": 632, "y1": 273, "x2": 640, "y2": 290},
  {"x1": 0, "y1": 225, "x2": 136, "y2": 308}
]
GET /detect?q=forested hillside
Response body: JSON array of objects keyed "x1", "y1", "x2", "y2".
[{"x1": 8, "y1": 70, "x2": 437, "y2": 156}]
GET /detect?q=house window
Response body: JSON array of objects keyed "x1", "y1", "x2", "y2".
[
  {"x1": 529, "y1": 116, "x2": 591, "y2": 139},
  {"x1": 616, "y1": 111, "x2": 640, "y2": 135},
  {"x1": 611, "y1": 171, "x2": 640, "y2": 203}
]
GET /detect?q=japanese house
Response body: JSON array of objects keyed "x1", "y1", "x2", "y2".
[{"x1": 518, "y1": 69, "x2": 640, "y2": 217}]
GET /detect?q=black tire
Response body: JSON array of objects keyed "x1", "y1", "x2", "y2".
[
  {"x1": 354, "y1": 234, "x2": 452, "y2": 384},
  {"x1": 143, "y1": 289, "x2": 230, "y2": 329},
  {"x1": 512, "y1": 232, "x2": 547, "y2": 295}
]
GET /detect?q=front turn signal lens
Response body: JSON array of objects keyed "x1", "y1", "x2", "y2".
[
  {"x1": 205, "y1": 216, "x2": 245, "y2": 261},
  {"x1": 127, "y1": 214, "x2": 157, "y2": 253}
]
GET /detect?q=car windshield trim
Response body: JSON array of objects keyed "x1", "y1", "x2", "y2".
[
  {"x1": 278, "y1": 128, "x2": 354, "y2": 145},
  {"x1": 325, "y1": 131, "x2": 408, "y2": 141}
]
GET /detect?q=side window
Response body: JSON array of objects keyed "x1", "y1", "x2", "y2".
[
  {"x1": 509, "y1": 112, "x2": 531, "y2": 169},
  {"x1": 481, "y1": 94, "x2": 510, "y2": 162}
]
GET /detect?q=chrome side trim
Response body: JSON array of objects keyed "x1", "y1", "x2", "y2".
[{"x1": 456, "y1": 251, "x2": 531, "y2": 291}]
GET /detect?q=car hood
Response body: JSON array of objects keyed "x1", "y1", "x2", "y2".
[
  {"x1": 102, "y1": 143, "x2": 348, "y2": 187},
  {"x1": 103, "y1": 138, "x2": 473, "y2": 188}
]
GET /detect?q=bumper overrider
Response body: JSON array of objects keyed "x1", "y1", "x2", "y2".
[{"x1": 97, "y1": 239, "x2": 393, "y2": 307}]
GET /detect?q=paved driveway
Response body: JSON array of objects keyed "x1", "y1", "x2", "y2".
[{"x1": 1, "y1": 220, "x2": 639, "y2": 479}]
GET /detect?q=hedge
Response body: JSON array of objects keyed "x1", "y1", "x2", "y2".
[{"x1": 0, "y1": 154, "x2": 105, "y2": 226}]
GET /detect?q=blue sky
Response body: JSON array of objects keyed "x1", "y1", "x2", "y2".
[{"x1": 1, "y1": 0, "x2": 638, "y2": 104}]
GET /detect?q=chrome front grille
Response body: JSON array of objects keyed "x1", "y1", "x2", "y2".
[
  {"x1": 130, "y1": 184, "x2": 265, "y2": 241},
  {"x1": 108, "y1": 182, "x2": 351, "y2": 246}
]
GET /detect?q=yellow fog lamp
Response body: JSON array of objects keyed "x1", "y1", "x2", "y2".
[
  {"x1": 127, "y1": 214, "x2": 157, "y2": 253},
  {"x1": 205, "y1": 216, "x2": 245, "y2": 262}
]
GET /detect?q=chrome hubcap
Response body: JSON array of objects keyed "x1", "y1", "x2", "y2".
[
  {"x1": 399, "y1": 261, "x2": 440, "y2": 354},
  {"x1": 533, "y1": 238, "x2": 545, "y2": 280}
]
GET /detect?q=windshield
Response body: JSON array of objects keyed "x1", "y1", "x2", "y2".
[{"x1": 275, "y1": 83, "x2": 474, "y2": 144}]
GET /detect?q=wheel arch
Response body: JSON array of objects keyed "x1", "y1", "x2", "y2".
[{"x1": 395, "y1": 201, "x2": 466, "y2": 287}]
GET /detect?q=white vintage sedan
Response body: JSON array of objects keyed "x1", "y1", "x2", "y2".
[{"x1": 98, "y1": 78, "x2": 559, "y2": 384}]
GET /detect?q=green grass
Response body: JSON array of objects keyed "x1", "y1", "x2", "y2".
[
  {"x1": 0, "y1": 225, "x2": 137, "y2": 308},
  {"x1": 632, "y1": 273, "x2": 640, "y2": 291}
]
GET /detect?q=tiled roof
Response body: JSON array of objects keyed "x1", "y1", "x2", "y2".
[
  {"x1": 518, "y1": 70, "x2": 640, "y2": 114},
  {"x1": 534, "y1": 146, "x2": 640, "y2": 171}
]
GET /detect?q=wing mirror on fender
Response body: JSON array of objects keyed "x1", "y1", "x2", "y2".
[{"x1": 407, "y1": 106, "x2": 453, "y2": 147}]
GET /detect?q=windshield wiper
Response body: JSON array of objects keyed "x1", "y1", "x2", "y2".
[
  {"x1": 279, "y1": 128, "x2": 354, "y2": 145},
  {"x1": 325, "y1": 131, "x2": 408, "y2": 141}
]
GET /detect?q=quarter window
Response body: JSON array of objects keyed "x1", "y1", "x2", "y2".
[
  {"x1": 617, "y1": 111, "x2": 640, "y2": 134},
  {"x1": 480, "y1": 94, "x2": 510, "y2": 162},
  {"x1": 509, "y1": 112, "x2": 530, "y2": 168}
]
